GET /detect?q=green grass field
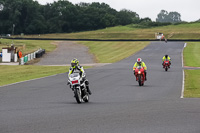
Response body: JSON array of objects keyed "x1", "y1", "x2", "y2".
[
  {"x1": 184, "y1": 70, "x2": 200, "y2": 98},
  {"x1": 78, "y1": 41, "x2": 149, "y2": 63},
  {"x1": 0, "y1": 66, "x2": 68, "y2": 86},
  {"x1": 183, "y1": 42, "x2": 200, "y2": 67},
  {"x1": 0, "y1": 39, "x2": 56, "y2": 55},
  {"x1": 17, "y1": 22, "x2": 200, "y2": 40},
  {"x1": 183, "y1": 42, "x2": 200, "y2": 98}
]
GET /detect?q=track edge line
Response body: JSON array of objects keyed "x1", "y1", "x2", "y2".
[{"x1": 181, "y1": 43, "x2": 187, "y2": 98}]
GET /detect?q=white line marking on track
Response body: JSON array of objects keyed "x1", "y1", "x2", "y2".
[
  {"x1": 184, "y1": 43, "x2": 187, "y2": 48},
  {"x1": 181, "y1": 43, "x2": 187, "y2": 98}
]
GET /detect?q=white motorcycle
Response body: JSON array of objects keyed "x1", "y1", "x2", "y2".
[{"x1": 68, "y1": 73, "x2": 89, "y2": 104}]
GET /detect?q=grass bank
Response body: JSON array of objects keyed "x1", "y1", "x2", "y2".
[
  {"x1": 79, "y1": 41, "x2": 149, "y2": 63},
  {"x1": 0, "y1": 66, "x2": 68, "y2": 86},
  {"x1": 0, "y1": 39, "x2": 62, "y2": 86},
  {"x1": 183, "y1": 42, "x2": 200, "y2": 67},
  {"x1": 184, "y1": 70, "x2": 200, "y2": 98},
  {"x1": 0, "y1": 39, "x2": 56, "y2": 55},
  {"x1": 18, "y1": 22, "x2": 200, "y2": 40},
  {"x1": 184, "y1": 42, "x2": 200, "y2": 98},
  {"x1": 0, "y1": 65, "x2": 91, "y2": 86}
]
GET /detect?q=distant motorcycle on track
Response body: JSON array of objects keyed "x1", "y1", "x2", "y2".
[
  {"x1": 163, "y1": 59, "x2": 170, "y2": 71},
  {"x1": 134, "y1": 66, "x2": 146, "y2": 86}
]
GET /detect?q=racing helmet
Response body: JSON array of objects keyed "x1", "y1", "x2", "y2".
[
  {"x1": 165, "y1": 55, "x2": 168, "y2": 58},
  {"x1": 71, "y1": 58, "x2": 79, "y2": 68},
  {"x1": 137, "y1": 58, "x2": 142, "y2": 65}
]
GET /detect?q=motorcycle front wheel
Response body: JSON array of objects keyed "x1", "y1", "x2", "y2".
[
  {"x1": 138, "y1": 75, "x2": 142, "y2": 86},
  {"x1": 74, "y1": 88, "x2": 82, "y2": 104},
  {"x1": 165, "y1": 66, "x2": 168, "y2": 71}
]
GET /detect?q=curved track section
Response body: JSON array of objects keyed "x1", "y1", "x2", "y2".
[{"x1": 1, "y1": 42, "x2": 200, "y2": 133}]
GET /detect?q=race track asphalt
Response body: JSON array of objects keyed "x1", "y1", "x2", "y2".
[{"x1": 1, "y1": 41, "x2": 200, "y2": 133}]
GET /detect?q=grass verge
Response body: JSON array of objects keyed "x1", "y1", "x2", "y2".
[
  {"x1": 0, "y1": 39, "x2": 56, "y2": 55},
  {"x1": 79, "y1": 41, "x2": 149, "y2": 63},
  {"x1": 184, "y1": 70, "x2": 200, "y2": 98},
  {"x1": 18, "y1": 22, "x2": 200, "y2": 40},
  {"x1": 0, "y1": 65, "x2": 91, "y2": 86},
  {"x1": 0, "y1": 66, "x2": 68, "y2": 86},
  {"x1": 184, "y1": 42, "x2": 200, "y2": 67},
  {"x1": 183, "y1": 42, "x2": 200, "y2": 98}
]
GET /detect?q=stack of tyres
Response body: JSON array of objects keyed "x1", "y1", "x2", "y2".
[
  {"x1": 36, "y1": 51, "x2": 42, "y2": 58},
  {"x1": 36, "y1": 49, "x2": 45, "y2": 58},
  {"x1": 24, "y1": 56, "x2": 28, "y2": 63},
  {"x1": 42, "y1": 49, "x2": 45, "y2": 54}
]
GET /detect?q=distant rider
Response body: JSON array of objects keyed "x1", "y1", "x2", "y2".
[
  {"x1": 133, "y1": 58, "x2": 147, "y2": 81},
  {"x1": 162, "y1": 55, "x2": 171, "y2": 68},
  {"x1": 68, "y1": 58, "x2": 92, "y2": 95}
]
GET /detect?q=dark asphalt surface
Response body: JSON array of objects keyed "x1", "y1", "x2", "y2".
[{"x1": 1, "y1": 42, "x2": 200, "y2": 133}]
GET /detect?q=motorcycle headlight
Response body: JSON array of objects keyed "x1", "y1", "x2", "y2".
[{"x1": 138, "y1": 71, "x2": 141, "y2": 74}]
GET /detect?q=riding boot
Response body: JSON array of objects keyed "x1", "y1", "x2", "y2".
[{"x1": 86, "y1": 86, "x2": 92, "y2": 95}]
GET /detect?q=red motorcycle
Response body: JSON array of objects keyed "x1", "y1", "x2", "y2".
[
  {"x1": 163, "y1": 60, "x2": 170, "y2": 71},
  {"x1": 135, "y1": 66, "x2": 145, "y2": 86}
]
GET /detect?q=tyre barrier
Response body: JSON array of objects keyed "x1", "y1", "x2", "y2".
[
  {"x1": 19, "y1": 57, "x2": 24, "y2": 65},
  {"x1": 19, "y1": 48, "x2": 45, "y2": 65},
  {"x1": 24, "y1": 55, "x2": 28, "y2": 63},
  {"x1": 35, "y1": 49, "x2": 45, "y2": 58}
]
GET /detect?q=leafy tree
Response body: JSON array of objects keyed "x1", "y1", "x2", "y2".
[
  {"x1": 0, "y1": 0, "x2": 46, "y2": 34},
  {"x1": 117, "y1": 9, "x2": 139, "y2": 25},
  {"x1": 156, "y1": 10, "x2": 181, "y2": 23},
  {"x1": 168, "y1": 12, "x2": 181, "y2": 22},
  {"x1": 156, "y1": 10, "x2": 168, "y2": 22},
  {"x1": 140, "y1": 17, "x2": 152, "y2": 23}
]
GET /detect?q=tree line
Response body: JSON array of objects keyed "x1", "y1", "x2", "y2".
[
  {"x1": 0, "y1": 0, "x2": 182, "y2": 35},
  {"x1": 0, "y1": 0, "x2": 140, "y2": 34}
]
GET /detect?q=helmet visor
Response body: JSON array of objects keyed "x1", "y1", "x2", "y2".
[{"x1": 71, "y1": 63, "x2": 77, "y2": 67}]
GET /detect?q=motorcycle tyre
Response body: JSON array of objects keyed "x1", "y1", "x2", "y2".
[
  {"x1": 83, "y1": 90, "x2": 89, "y2": 103},
  {"x1": 138, "y1": 76, "x2": 142, "y2": 86},
  {"x1": 74, "y1": 88, "x2": 82, "y2": 104}
]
